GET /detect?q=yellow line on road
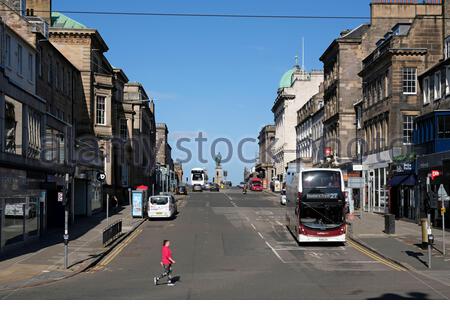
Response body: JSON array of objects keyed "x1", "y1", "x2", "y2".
[
  {"x1": 92, "y1": 228, "x2": 143, "y2": 271},
  {"x1": 348, "y1": 239, "x2": 407, "y2": 272}
]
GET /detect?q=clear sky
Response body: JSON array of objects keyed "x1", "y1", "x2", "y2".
[{"x1": 55, "y1": 0, "x2": 371, "y2": 184}]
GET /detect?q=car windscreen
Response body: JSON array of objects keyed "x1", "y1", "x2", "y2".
[
  {"x1": 302, "y1": 171, "x2": 341, "y2": 189},
  {"x1": 252, "y1": 181, "x2": 262, "y2": 186},
  {"x1": 192, "y1": 174, "x2": 203, "y2": 181},
  {"x1": 150, "y1": 197, "x2": 169, "y2": 205}
]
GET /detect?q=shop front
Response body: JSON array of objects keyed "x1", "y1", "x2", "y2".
[
  {"x1": 362, "y1": 151, "x2": 392, "y2": 213},
  {"x1": 0, "y1": 168, "x2": 46, "y2": 254},
  {"x1": 388, "y1": 162, "x2": 416, "y2": 221}
]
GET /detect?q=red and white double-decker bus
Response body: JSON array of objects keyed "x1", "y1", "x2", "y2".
[
  {"x1": 249, "y1": 178, "x2": 264, "y2": 192},
  {"x1": 286, "y1": 169, "x2": 347, "y2": 243}
]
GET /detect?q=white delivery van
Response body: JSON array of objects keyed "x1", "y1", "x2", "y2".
[{"x1": 148, "y1": 195, "x2": 177, "y2": 219}]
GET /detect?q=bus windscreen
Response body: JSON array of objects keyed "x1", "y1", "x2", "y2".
[
  {"x1": 300, "y1": 171, "x2": 344, "y2": 229},
  {"x1": 302, "y1": 171, "x2": 341, "y2": 189}
]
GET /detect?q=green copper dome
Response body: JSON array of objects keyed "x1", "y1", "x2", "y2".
[
  {"x1": 51, "y1": 12, "x2": 87, "y2": 29},
  {"x1": 279, "y1": 68, "x2": 296, "y2": 89}
]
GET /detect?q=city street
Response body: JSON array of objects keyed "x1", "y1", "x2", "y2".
[{"x1": 2, "y1": 190, "x2": 449, "y2": 300}]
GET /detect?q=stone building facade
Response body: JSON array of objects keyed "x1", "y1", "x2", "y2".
[
  {"x1": 296, "y1": 85, "x2": 324, "y2": 167},
  {"x1": 271, "y1": 66, "x2": 323, "y2": 182},
  {"x1": 320, "y1": 24, "x2": 370, "y2": 172},
  {"x1": 122, "y1": 82, "x2": 156, "y2": 192},
  {"x1": 318, "y1": 1, "x2": 443, "y2": 213},
  {"x1": 155, "y1": 123, "x2": 174, "y2": 193},
  {"x1": 255, "y1": 124, "x2": 275, "y2": 189},
  {"x1": 0, "y1": 2, "x2": 77, "y2": 252},
  {"x1": 360, "y1": 13, "x2": 443, "y2": 214},
  {"x1": 412, "y1": 0, "x2": 450, "y2": 227}
]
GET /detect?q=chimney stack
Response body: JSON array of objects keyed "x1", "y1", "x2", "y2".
[{"x1": 25, "y1": 0, "x2": 52, "y2": 25}]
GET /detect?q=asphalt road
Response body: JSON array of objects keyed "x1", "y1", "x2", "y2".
[{"x1": 2, "y1": 189, "x2": 450, "y2": 299}]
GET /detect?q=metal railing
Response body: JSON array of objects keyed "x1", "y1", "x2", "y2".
[{"x1": 102, "y1": 220, "x2": 122, "y2": 247}]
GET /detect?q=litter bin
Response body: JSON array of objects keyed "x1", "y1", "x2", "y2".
[{"x1": 384, "y1": 214, "x2": 395, "y2": 235}]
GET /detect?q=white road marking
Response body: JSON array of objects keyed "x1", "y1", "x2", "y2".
[
  {"x1": 257, "y1": 232, "x2": 264, "y2": 239},
  {"x1": 265, "y1": 241, "x2": 286, "y2": 263},
  {"x1": 275, "y1": 221, "x2": 284, "y2": 227},
  {"x1": 250, "y1": 224, "x2": 257, "y2": 231}
]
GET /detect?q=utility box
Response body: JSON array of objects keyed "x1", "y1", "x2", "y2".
[{"x1": 384, "y1": 214, "x2": 395, "y2": 235}]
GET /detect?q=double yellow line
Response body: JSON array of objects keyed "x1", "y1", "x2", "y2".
[
  {"x1": 348, "y1": 238, "x2": 407, "y2": 272},
  {"x1": 90, "y1": 228, "x2": 143, "y2": 272}
]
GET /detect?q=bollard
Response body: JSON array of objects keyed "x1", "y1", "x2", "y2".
[{"x1": 421, "y1": 218, "x2": 429, "y2": 245}]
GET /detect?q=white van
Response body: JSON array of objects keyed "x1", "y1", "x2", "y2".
[{"x1": 148, "y1": 195, "x2": 177, "y2": 219}]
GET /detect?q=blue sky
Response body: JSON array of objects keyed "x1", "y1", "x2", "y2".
[{"x1": 55, "y1": 0, "x2": 370, "y2": 184}]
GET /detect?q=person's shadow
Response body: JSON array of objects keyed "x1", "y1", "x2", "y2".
[{"x1": 369, "y1": 292, "x2": 429, "y2": 300}]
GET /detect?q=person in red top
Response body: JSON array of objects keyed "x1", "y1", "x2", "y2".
[{"x1": 154, "y1": 240, "x2": 176, "y2": 286}]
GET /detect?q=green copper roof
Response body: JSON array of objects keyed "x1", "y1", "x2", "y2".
[
  {"x1": 51, "y1": 12, "x2": 87, "y2": 29},
  {"x1": 279, "y1": 68, "x2": 296, "y2": 89}
]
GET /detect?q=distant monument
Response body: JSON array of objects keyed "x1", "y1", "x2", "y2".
[{"x1": 214, "y1": 153, "x2": 224, "y2": 185}]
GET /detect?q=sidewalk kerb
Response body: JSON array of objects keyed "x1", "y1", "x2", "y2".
[
  {"x1": 0, "y1": 218, "x2": 146, "y2": 293},
  {"x1": 349, "y1": 234, "x2": 411, "y2": 271}
]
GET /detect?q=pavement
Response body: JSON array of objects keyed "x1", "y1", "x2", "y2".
[
  {"x1": 0, "y1": 204, "x2": 145, "y2": 292},
  {"x1": 1, "y1": 189, "x2": 450, "y2": 299},
  {"x1": 349, "y1": 211, "x2": 450, "y2": 286}
]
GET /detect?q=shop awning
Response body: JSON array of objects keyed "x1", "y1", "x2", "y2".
[{"x1": 388, "y1": 175, "x2": 416, "y2": 187}]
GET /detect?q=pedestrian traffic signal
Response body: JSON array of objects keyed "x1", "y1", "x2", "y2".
[{"x1": 431, "y1": 170, "x2": 441, "y2": 181}]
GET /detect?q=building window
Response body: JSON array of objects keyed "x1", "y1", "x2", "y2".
[
  {"x1": 17, "y1": 44, "x2": 23, "y2": 75},
  {"x1": 62, "y1": 67, "x2": 66, "y2": 93},
  {"x1": 120, "y1": 118, "x2": 128, "y2": 140},
  {"x1": 47, "y1": 56, "x2": 52, "y2": 85},
  {"x1": 446, "y1": 67, "x2": 450, "y2": 96},
  {"x1": 96, "y1": 96, "x2": 106, "y2": 125},
  {"x1": 402, "y1": 68, "x2": 417, "y2": 95},
  {"x1": 44, "y1": 127, "x2": 65, "y2": 164},
  {"x1": 4, "y1": 101, "x2": 17, "y2": 154},
  {"x1": 5, "y1": 34, "x2": 11, "y2": 67},
  {"x1": 37, "y1": 47, "x2": 42, "y2": 78},
  {"x1": 27, "y1": 53, "x2": 33, "y2": 82},
  {"x1": 423, "y1": 77, "x2": 430, "y2": 104},
  {"x1": 446, "y1": 36, "x2": 450, "y2": 59},
  {"x1": 438, "y1": 116, "x2": 450, "y2": 139},
  {"x1": 26, "y1": 110, "x2": 42, "y2": 160},
  {"x1": 55, "y1": 62, "x2": 60, "y2": 90},
  {"x1": 403, "y1": 115, "x2": 415, "y2": 145},
  {"x1": 434, "y1": 71, "x2": 442, "y2": 100}
]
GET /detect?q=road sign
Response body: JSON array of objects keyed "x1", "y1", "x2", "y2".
[
  {"x1": 57, "y1": 192, "x2": 64, "y2": 203},
  {"x1": 441, "y1": 207, "x2": 446, "y2": 215},
  {"x1": 348, "y1": 177, "x2": 364, "y2": 188},
  {"x1": 438, "y1": 184, "x2": 450, "y2": 201},
  {"x1": 97, "y1": 172, "x2": 106, "y2": 182}
]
